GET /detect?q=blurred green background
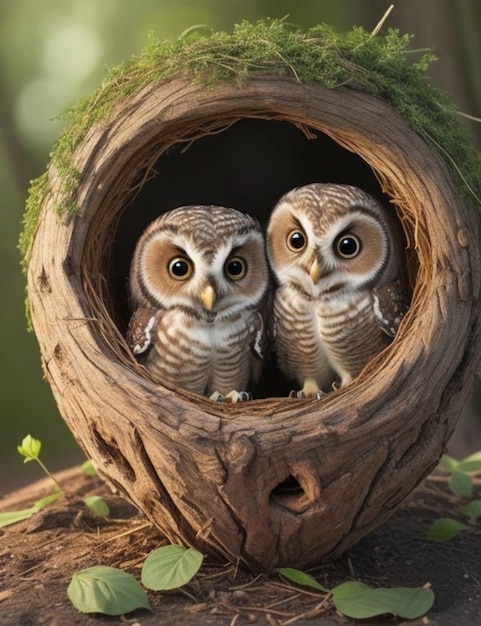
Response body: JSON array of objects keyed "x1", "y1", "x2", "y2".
[{"x1": 2, "y1": 1, "x2": 480, "y2": 495}]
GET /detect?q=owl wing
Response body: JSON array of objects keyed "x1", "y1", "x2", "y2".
[
  {"x1": 250, "y1": 312, "x2": 265, "y2": 361},
  {"x1": 247, "y1": 283, "x2": 273, "y2": 386},
  {"x1": 126, "y1": 308, "x2": 158, "y2": 356},
  {"x1": 372, "y1": 279, "x2": 409, "y2": 337},
  {"x1": 252, "y1": 282, "x2": 275, "y2": 360}
]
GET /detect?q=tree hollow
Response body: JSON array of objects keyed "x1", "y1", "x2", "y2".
[{"x1": 27, "y1": 76, "x2": 481, "y2": 570}]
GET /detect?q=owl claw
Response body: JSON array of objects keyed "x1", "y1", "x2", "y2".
[
  {"x1": 289, "y1": 378, "x2": 325, "y2": 399},
  {"x1": 209, "y1": 390, "x2": 252, "y2": 403},
  {"x1": 224, "y1": 390, "x2": 252, "y2": 403},
  {"x1": 289, "y1": 389, "x2": 325, "y2": 400}
]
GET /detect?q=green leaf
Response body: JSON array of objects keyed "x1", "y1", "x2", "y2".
[
  {"x1": 84, "y1": 495, "x2": 110, "y2": 517},
  {"x1": 33, "y1": 491, "x2": 64, "y2": 510},
  {"x1": 458, "y1": 451, "x2": 481, "y2": 473},
  {"x1": 276, "y1": 567, "x2": 329, "y2": 592},
  {"x1": 17, "y1": 434, "x2": 42, "y2": 463},
  {"x1": 0, "y1": 506, "x2": 38, "y2": 528},
  {"x1": 68, "y1": 566, "x2": 151, "y2": 615},
  {"x1": 0, "y1": 491, "x2": 63, "y2": 528},
  {"x1": 141, "y1": 545, "x2": 203, "y2": 591},
  {"x1": 448, "y1": 470, "x2": 473, "y2": 497},
  {"x1": 81, "y1": 459, "x2": 97, "y2": 476},
  {"x1": 437, "y1": 454, "x2": 459, "y2": 472},
  {"x1": 332, "y1": 581, "x2": 435, "y2": 619},
  {"x1": 459, "y1": 499, "x2": 481, "y2": 522},
  {"x1": 426, "y1": 518, "x2": 467, "y2": 542}
]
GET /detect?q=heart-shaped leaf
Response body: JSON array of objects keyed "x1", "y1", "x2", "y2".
[
  {"x1": 84, "y1": 495, "x2": 110, "y2": 517},
  {"x1": 448, "y1": 470, "x2": 473, "y2": 497},
  {"x1": 68, "y1": 566, "x2": 151, "y2": 615},
  {"x1": 426, "y1": 518, "x2": 466, "y2": 542},
  {"x1": 459, "y1": 499, "x2": 481, "y2": 522},
  {"x1": 141, "y1": 545, "x2": 203, "y2": 591},
  {"x1": 332, "y1": 581, "x2": 434, "y2": 619}
]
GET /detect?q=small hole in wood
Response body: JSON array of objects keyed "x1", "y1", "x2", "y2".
[
  {"x1": 272, "y1": 474, "x2": 303, "y2": 496},
  {"x1": 270, "y1": 474, "x2": 314, "y2": 513}
]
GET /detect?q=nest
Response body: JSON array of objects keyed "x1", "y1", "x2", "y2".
[{"x1": 24, "y1": 21, "x2": 481, "y2": 571}]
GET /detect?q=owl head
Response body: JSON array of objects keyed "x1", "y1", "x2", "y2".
[
  {"x1": 129, "y1": 205, "x2": 269, "y2": 319},
  {"x1": 267, "y1": 183, "x2": 403, "y2": 298}
]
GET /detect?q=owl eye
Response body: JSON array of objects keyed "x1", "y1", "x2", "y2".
[
  {"x1": 225, "y1": 256, "x2": 247, "y2": 281},
  {"x1": 168, "y1": 257, "x2": 193, "y2": 280},
  {"x1": 335, "y1": 234, "x2": 362, "y2": 259},
  {"x1": 287, "y1": 230, "x2": 306, "y2": 252}
]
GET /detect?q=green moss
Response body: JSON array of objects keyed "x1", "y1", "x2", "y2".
[
  {"x1": 20, "y1": 17, "x2": 481, "y2": 271},
  {"x1": 19, "y1": 172, "x2": 49, "y2": 274}
]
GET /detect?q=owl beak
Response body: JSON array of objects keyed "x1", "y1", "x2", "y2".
[
  {"x1": 309, "y1": 258, "x2": 321, "y2": 284},
  {"x1": 200, "y1": 285, "x2": 216, "y2": 311}
]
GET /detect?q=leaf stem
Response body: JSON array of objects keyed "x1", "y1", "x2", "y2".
[{"x1": 35, "y1": 457, "x2": 64, "y2": 493}]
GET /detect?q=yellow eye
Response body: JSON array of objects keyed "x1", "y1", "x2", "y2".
[
  {"x1": 225, "y1": 256, "x2": 247, "y2": 281},
  {"x1": 335, "y1": 233, "x2": 362, "y2": 259},
  {"x1": 168, "y1": 257, "x2": 193, "y2": 280},
  {"x1": 287, "y1": 229, "x2": 306, "y2": 252}
]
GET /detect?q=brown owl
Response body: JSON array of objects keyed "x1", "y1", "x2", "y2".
[
  {"x1": 127, "y1": 205, "x2": 270, "y2": 402},
  {"x1": 266, "y1": 183, "x2": 409, "y2": 397}
]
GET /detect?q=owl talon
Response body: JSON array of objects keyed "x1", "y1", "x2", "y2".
[
  {"x1": 289, "y1": 390, "x2": 325, "y2": 400},
  {"x1": 224, "y1": 390, "x2": 252, "y2": 403},
  {"x1": 209, "y1": 390, "x2": 252, "y2": 403}
]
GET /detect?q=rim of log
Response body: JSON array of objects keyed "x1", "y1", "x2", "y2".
[{"x1": 23, "y1": 21, "x2": 481, "y2": 571}]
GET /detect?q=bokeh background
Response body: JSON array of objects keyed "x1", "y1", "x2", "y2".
[{"x1": 2, "y1": 0, "x2": 481, "y2": 495}]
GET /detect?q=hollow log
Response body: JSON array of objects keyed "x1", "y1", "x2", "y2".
[{"x1": 25, "y1": 58, "x2": 481, "y2": 570}]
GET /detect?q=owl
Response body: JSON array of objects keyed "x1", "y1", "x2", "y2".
[
  {"x1": 126, "y1": 205, "x2": 270, "y2": 403},
  {"x1": 266, "y1": 183, "x2": 409, "y2": 397}
]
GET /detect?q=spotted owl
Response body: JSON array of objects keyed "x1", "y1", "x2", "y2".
[
  {"x1": 126, "y1": 205, "x2": 270, "y2": 402},
  {"x1": 266, "y1": 183, "x2": 409, "y2": 397}
]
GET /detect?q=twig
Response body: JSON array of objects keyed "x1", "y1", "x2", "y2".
[
  {"x1": 281, "y1": 594, "x2": 332, "y2": 625},
  {"x1": 457, "y1": 111, "x2": 481, "y2": 124},
  {"x1": 219, "y1": 601, "x2": 293, "y2": 618},
  {"x1": 99, "y1": 521, "x2": 153, "y2": 542},
  {"x1": 228, "y1": 574, "x2": 265, "y2": 591},
  {"x1": 228, "y1": 614, "x2": 241, "y2": 626},
  {"x1": 371, "y1": 4, "x2": 395, "y2": 37},
  {"x1": 265, "y1": 593, "x2": 303, "y2": 610}
]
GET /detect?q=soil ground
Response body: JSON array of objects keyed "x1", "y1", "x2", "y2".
[{"x1": 0, "y1": 467, "x2": 480, "y2": 626}]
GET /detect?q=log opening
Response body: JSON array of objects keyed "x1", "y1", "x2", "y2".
[
  {"x1": 83, "y1": 107, "x2": 412, "y2": 400},
  {"x1": 115, "y1": 117, "x2": 397, "y2": 398}
]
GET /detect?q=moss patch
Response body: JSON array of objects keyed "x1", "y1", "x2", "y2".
[{"x1": 20, "y1": 17, "x2": 481, "y2": 271}]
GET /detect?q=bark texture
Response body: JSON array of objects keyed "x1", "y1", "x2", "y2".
[{"x1": 27, "y1": 76, "x2": 481, "y2": 571}]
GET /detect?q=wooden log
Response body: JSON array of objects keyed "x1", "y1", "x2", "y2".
[{"x1": 25, "y1": 65, "x2": 481, "y2": 571}]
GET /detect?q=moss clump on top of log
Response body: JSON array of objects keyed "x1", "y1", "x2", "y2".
[{"x1": 20, "y1": 17, "x2": 481, "y2": 271}]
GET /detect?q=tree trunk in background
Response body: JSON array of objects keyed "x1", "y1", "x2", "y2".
[{"x1": 351, "y1": 0, "x2": 481, "y2": 147}]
